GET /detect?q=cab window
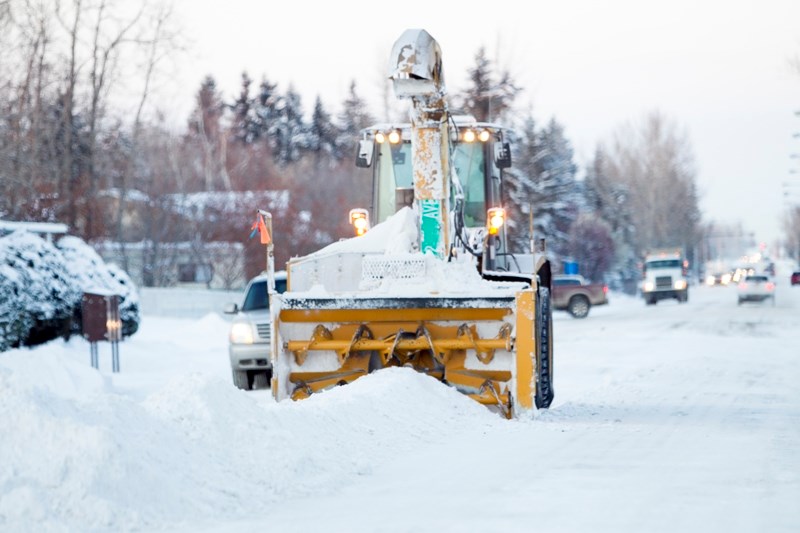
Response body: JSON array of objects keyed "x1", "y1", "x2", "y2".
[{"x1": 453, "y1": 142, "x2": 486, "y2": 227}]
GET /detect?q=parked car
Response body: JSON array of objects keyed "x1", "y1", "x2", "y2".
[
  {"x1": 791, "y1": 272, "x2": 800, "y2": 286},
  {"x1": 737, "y1": 275, "x2": 775, "y2": 306},
  {"x1": 705, "y1": 272, "x2": 732, "y2": 286},
  {"x1": 224, "y1": 271, "x2": 287, "y2": 390},
  {"x1": 552, "y1": 274, "x2": 609, "y2": 318}
]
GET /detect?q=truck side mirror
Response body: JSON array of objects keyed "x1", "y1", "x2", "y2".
[
  {"x1": 494, "y1": 142, "x2": 512, "y2": 169},
  {"x1": 356, "y1": 140, "x2": 374, "y2": 168}
]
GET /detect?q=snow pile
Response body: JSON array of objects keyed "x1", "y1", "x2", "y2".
[
  {"x1": 294, "y1": 206, "x2": 527, "y2": 297},
  {"x1": 2, "y1": 284, "x2": 800, "y2": 532},
  {"x1": 0, "y1": 337, "x2": 497, "y2": 531},
  {"x1": 308, "y1": 206, "x2": 419, "y2": 257}
]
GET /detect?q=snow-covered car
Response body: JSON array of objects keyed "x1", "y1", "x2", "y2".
[
  {"x1": 224, "y1": 271, "x2": 287, "y2": 390},
  {"x1": 737, "y1": 275, "x2": 775, "y2": 306}
]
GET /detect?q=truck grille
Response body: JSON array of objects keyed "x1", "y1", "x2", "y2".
[
  {"x1": 256, "y1": 323, "x2": 271, "y2": 340},
  {"x1": 655, "y1": 276, "x2": 672, "y2": 289}
]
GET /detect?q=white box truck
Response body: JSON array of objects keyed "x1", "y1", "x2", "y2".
[{"x1": 641, "y1": 249, "x2": 689, "y2": 304}]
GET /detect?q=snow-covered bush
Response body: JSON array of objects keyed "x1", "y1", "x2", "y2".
[
  {"x1": 56, "y1": 236, "x2": 141, "y2": 338},
  {"x1": 0, "y1": 263, "x2": 32, "y2": 351},
  {"x1": 0, "y1": 231, "x2": 81, "y2": 348},
  {"x1": 0, "y1": 231, "x2": 140, "y2": 352}
]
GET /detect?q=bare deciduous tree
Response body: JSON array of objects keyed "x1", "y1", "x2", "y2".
[{"x1": 601, "y1": 111, "x2": 702, "y2": 261}]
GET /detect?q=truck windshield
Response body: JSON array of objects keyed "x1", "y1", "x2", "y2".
[
  {"x1": 242, "y1": 281, "x2": 268, "y2": 311},
  {"x1": 241, "y1": 278, "x2": 287, "y2": 311},
  {"x1": 646, "y1": 260, "x2": 681, "y2": 269}
]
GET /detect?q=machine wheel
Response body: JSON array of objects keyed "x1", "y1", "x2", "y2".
[
  {"x1": 646, "y1": 296, "x2": 657, "y2": 305},
  {"x1": 252, "y1": 371, "x2": 271, "y2": 389},
  {"x1": 567, "y1": 295, "x2": 590, "y2": 318},
  {"x1": 232, "y1": 369, "x2": 251, "y2": 390},
  {"x1": 534, "y1": 267, "x2": 554, "y2": 409}
]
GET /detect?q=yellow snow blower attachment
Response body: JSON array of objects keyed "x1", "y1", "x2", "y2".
[{"x1": 269, "y1": 29, "x2": 553, "y2": 418}]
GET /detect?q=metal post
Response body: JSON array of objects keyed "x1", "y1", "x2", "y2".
[
  {"x1": 259, "y1": 209, "x2": 275, "y2": 294},
  {"x1": 90, "y1": 342, "x2": 98, "y2": 369},
  {"x1": 111, "y1": 341, "x2": 120, "y2": 373}
]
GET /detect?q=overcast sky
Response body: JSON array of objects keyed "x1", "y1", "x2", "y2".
[{"x1": 166, "y1": 0, "x2": 800, "y2": 249}]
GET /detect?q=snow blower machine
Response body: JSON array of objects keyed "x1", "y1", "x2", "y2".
[{"x1": 268, "y1": 29, "x2": 553, "y2": 418}]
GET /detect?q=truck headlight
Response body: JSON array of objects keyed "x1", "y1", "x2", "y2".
[
  {"x1": 230, "y1": 323, "x2": 255, "y2": 344},
  {"x1": 673, "y1": 279, "x2": 687, "y2": 290},
  {"x1": 643, "y1": 281, "x2": 655, "y2": 292}
]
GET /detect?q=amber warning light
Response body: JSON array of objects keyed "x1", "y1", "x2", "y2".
[
  {"x1": 349, "y1": 208, "x2": 370, "y2": 236},
  {"x1": 487, "y1": 207, "x2": 505, "y2": 235}
]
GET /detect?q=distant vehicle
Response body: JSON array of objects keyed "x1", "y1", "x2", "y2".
[
  {"x1": 641, "y1": 248, "x2": 689, "y2": 304},
  {"x1": 737, "y1": 275, "x2": 775, "y2": 306},
  {"x1": 552, "y1": 274, "x2": 609, "y2": 318},
  {"x1": 705, "y1": 272, "x2": 732, "y2": 286},
  {"x1": 223, "y1": 271, "x2": 287, "y2": 390},
  {"x1": 791, "y1": 272, "x2": 800, "y2": 286}
]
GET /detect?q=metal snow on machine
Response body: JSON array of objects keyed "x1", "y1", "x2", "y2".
[{"x1": 268, "y1": 29, "x2": 553, "y2": 418}]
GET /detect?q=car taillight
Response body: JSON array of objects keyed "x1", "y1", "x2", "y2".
[
  {"x1": 738, "y1": 282, "x2": 747, "y2": 289},
  {"x1": 766, "y1": 282, "x2": 775, "y2": 291},
  {"x1": 603, "y1": 285, "x2": 608, "y2": 294}
]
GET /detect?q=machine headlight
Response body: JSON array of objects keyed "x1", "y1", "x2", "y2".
[
  {"x1": 349, "y1": 208, "x2": 370, "y2": 236},
  {"x1": 486, "y1": 207, "x2": 505, "y2": 235},
  {"x1": 230, "y1": 323, "x2": 255, "y2": 344},
  {"x1": 643, "y1": 281, "x2": 655, "y2": 292},
  {"x1": 705, "y1": 275, "x2": 715, "y2": 286},
  {"x1": 674, "y1": 279, "x2": 687, "y2": 290}
]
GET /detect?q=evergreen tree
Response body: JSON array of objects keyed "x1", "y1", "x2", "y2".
[
  {"x1": 231, "y1": 72, "x2": 258, "y2": 144},
  {"x1": 273, "y1": 85, "x2": 307, "y2": 164},
  {"x1": 458, "y1": 47, "x2": 520, "y2": 122},
  {"x1": 504, "y1": 114, "x2": 580, "y2": 260},
  {"x1": 252, "y1": 76, "x2": 282, "y2": 153},
  {"x1": 309, "y1": 95, "x2": 340, "y2": 164},
  {"x1": 337, "y1": 80, "x2": 374, "y2": 150},
  {"x1": 583, "y1": 146, "x2": 640, "y2": 290}
]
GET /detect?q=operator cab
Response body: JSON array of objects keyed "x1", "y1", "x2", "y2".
[{"x1": 356, "y1": 116, "x2": 517, "y2": 272}]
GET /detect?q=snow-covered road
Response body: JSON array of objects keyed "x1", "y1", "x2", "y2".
[{"x1": 2, "y1": 276, "x2": 799, "y2": 532}]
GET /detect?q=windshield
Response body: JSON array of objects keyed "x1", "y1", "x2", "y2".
[
  {"x1": 241, "y1": 278, "x2": 287, "y2": 311},
  {"x1": 375, "y1": 142, "x2": 413, "y2": 223},
  {"x1": 646, "y1": 259, "x2": 681, "y2": 269},
  {"x1": 242, "y1": 281, "x2": 268, "y2": 311},
  {"x1": 374, "y1": 140, "x2": 488, "y2": 225},
  {"x1": 453, "y1": 142, "x2": 486, "y2": 226}
]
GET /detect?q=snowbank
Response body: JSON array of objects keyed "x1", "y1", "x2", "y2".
[{"x1": 0, "y1": 331, "x2": 495, "y2": 531}]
